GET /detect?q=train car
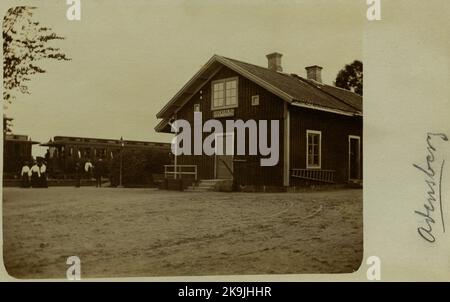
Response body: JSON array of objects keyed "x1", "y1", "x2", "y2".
[{"x1": 41, "y1": 136, "x2": 172, "y2": 186}]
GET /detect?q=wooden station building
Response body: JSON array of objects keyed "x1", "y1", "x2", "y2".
[{"x1": 155, "y1": 53, "x2": 363, "y2": 190}]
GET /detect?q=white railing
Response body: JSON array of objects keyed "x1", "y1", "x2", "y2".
[{"x1": 164, "y1": 165, "x2": 197, "y2": 180}]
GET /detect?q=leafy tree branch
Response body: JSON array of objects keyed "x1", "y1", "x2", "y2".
[
  {"x1": 3, "y1": 6, "x2": 70, "y2": 105},
  {"x1": 334, "y1": 60, "x2": 363, "y2": 96}
]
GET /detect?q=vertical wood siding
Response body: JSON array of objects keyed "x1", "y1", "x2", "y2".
[
  {"x1": 174, "y1": 66, "x2": 362, "y2": 186},
  {"x1": 289, "y1": 106, "x2": 362, "y2": 183},
  {"x1": 176, "y1": 67, "x2": 285, "y2": 186}
]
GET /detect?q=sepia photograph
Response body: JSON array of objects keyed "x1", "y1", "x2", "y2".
[{"x1": 2, "y1": 0, "x2": 364, "y2": 279}]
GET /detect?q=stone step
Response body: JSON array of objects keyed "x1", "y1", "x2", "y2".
[
  {"x1": 186, "y1": 179, "x2": 233, "y2": 192},
  {"x1": 185, "y1": 187, "x2": 213, "y2": 192},
  {"x1": 197, "y1": 179, "x2": 230, "y2": 183},
  {"x1": 198, "y1": 180, "x2": 221, "y2": 182},
  {"x1": 197, "y1": 183, "x2": 217, "y2": 187},
  {"x1": 189, "y1": 185, "x2": 216, "y2": 189}
]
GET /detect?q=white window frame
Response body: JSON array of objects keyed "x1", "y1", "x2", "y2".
[
  {"x1": 306, "y1": 130, "x2": 322, "y2": 169},
  {"x1": 211, "y1": 77, "x2": 238, "y2": 110}
]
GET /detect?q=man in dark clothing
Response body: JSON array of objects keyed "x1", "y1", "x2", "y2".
[
  {"x1": 74, "y1": 161, "x2": 81, "y2": 188},
  {"x1": 30, "y1": 161, "x2": 40, "y2": 188},
  {"x1": 39, "y1": 161, "x2": 48, "y2": 188},
  {"x1": 94, "y1": 158, "x2": 104, "y2": 187}
]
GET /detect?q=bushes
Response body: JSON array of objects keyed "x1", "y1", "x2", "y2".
[{"x1": 109, "y1": 149, "x2": 172, "y2": 187}]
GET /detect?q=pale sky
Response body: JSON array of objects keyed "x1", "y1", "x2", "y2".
[{"x1": 3, "y1": 0, "x2": 363, "y2": 156}]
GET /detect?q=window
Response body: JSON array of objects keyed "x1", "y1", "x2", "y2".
[
  {"x1": 212, "y1": 77, "x2": 238, "y2": 109},
  {"x1": 83, "y1": 148, "x2": 90, "y2": 157},
  {"x1": 193, "y1": 103, "x2": 200, "y2": 112},
  {"x1": 306, "y1": 130, "x2": 321, "y2": 169},
  {"x1": 251, "y1": 95, "x2": 259, "y2": 106},
  {"x1": 97, "y1": 148, "x2": 106, "y2": 158}
]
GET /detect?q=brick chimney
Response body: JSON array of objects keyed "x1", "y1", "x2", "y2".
[
  {"x1": 266, "y1": 52, "x2": 283, "y2": 72},
  {"x1": 305, "y1": 65, "x2": 323, "y2": 83}
]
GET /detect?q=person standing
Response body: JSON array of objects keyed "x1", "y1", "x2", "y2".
[
  {"x1": 74, "y1": 161, "x2": 81, "y2": 188},
  {"x1": 84, "y1": 159, "x2": 93, "y2": 179},
  {"x1": 20, "y1": 162, "x2": 31, "y2": 188},
  {"x1": 30, "y1": 161, "x2": 41, "y2": 188},
  {"x1": 94, "y1": 158, "x2": 104, "y2": 187},
  {"x1": 40, "y1": 161, "x2": 48, "y2": 188}
]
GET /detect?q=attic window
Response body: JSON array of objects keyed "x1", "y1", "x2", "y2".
[
  {"x1": 251, "y1": 95, "x2": 259, "y2": 106},
  {"x1": 193, "y1": 103, "x2": 200, "y2": 112},
  {"x1": 211, "y1": 77, "x2": 238, "y2": 110}
]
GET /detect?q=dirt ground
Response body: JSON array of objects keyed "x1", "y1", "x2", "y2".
[{"x1": 2, "y1": 187, "x2": 362, "y2": 279}]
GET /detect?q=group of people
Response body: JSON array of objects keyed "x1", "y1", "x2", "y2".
[
  {"x1": 20, "y1": 160, "x2": 47, "y2": 188},
  {"x1": 74, "y1": 158, "x2": 105, "y2": 188},
  {"x1": 20, "y1": 158, "x2": 106, "y2": 188}
]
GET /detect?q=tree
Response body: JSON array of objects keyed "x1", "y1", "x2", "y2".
[
  {"x1": 334, "y1": 60, "x2": 363, "y2": 96},
  {"x1": 3, "y1": 6, "x2": 70, "y2": 105}
]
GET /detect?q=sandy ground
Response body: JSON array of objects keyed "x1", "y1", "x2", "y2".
[{"x1": 2, "y1": 187, "x2": 362, "y2": 279}]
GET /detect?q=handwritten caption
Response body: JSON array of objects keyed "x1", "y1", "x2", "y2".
[{"x1": 413, "y1": 133, "x2": 448, "y2": 243}]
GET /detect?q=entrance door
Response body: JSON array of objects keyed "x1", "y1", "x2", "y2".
[
  {"x1": 215, "y1": 133, "x2": 234, "y2": 179},
  {"x1": 348, "y1": 135, "x2": 361, "y2": 181}
]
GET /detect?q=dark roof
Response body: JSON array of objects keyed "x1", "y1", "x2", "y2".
[
  {"x1": 223, "y1": 56, "x2": 362, "y2": 113},
  {"x1": 156, "y1": 55, "x2": 362, "y2": 130},
  {"x1": 41, "y1": 136, "x2": 170, "y2": 150},
  {"x1": 5, "y1": 134, "x2": 39, "y2": 144},
  {"x1": 301, "y1": 78, "x2": 362, "y2": 111}
]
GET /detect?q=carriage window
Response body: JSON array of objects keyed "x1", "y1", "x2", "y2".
[
  {"x1": 212, "y1": 78, "x2": 238, "y2": 109},
  {"x1": 306, "y1": 130, "x2": 321, "y2": 169}
]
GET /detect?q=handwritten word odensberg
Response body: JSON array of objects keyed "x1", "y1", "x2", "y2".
[{"x1": 413, "y1": 132, "x2": 448, "y2": 243}]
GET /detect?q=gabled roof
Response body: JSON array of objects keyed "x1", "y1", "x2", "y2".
[
  {"x1": 223, "y1": 57, "x2": 362, "y2": 114},
  {"x1": 156, "y1": 55, "x2": 362, "y2": 130}
]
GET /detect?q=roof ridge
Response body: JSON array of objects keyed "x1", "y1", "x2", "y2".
[
  {"x1": 291, "y1": 75, "x2": 361, "y2": 112},
  {"x1": 220, "y1": 56, "x2": 293, "y2": 77},
  {"x1": 221, "y1": 55, "x2": 361, "y2": 92}
]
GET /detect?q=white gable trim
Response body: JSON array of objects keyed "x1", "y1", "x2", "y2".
[{"x1": 156, "y1": 56, "x2": 220, "y2": 118}]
